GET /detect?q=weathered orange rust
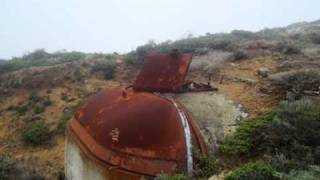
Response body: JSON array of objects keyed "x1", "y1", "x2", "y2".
[
  {"x1": 133, "y1": 53, "x2": 193, "y2": 92},
  {"x1": 68, "y1": 88, "x2": 207, "y2": 177},
  {"x1": 67, "y1": 53, "x2": 209, "y2": 179}
]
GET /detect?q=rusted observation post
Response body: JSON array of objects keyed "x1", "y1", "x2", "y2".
[{"x1": 65, "y1": 52, "x2": 208, "y2": 179}]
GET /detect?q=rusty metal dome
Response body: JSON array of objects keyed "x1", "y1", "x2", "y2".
[
  {"x1": 66, "y1": 53, "x2": 208, "y2": 179},
  {"x1": 68, "y1": 88, "x2": 207, "y2": 177}
]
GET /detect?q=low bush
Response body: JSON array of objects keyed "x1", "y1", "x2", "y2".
[
  {"x1": 23, "y1": 122, "x2": 51, "y2": 145},
  {"x1": 224, "y1": 161, "x2": 278, "y2": 180},
  {"x1": 0, "y1": 156, "x2": 45, "y2": 180},
  {"x1": 91, "y1": 60, "x2": 116, "y2": 80},
  {"x1": 17, "y1": 94, "x2": 52, "y2": 115},
  {"x1": 231, "y1": 30, "x2": 257, "y2": 39},
  {"x1": 58, "y1": 110, "x2": 75, "y2": 131},
  {"x1": 193, "y1": 153, "x2": 219, "y2": 178},
  {"x1": 220, "y1": 112, "x2": 276, "y2": 155},
  {"x1": 33, "y1": 105, "x2": 45, "y2": 114},
  {"x1": 308, "y1": 32, "x2": 320, "y2": 44},
  {"x1": 42, "y1": 97, "x2": 52, "y2": 107},
  {"x1": 29, "y1": 92, "x2": 43, "y2": 103},
  {"x1": 0, "y1": 50, "x2": 87, "y2": 74},
  {"x1": 275, "y1": 42, "x2": 301, "y2": 54},
  {"x1": 56, "y1": 51, "x2": 86, "y2": 62},
  {"x1": 16, "y1": 105, "x2": 28, "y2": 115},
  {"x1": 232, "y1": 49, "x2": 248, "y2": 61},
  {"x1": 190, "y1": 50, "x2": 233, "y2": 75},
  {"x1": 283, "y1": 165, "x2": 320, "y2": 180},
  {"x1": 0, "y1": 156, "x2": 16, "y2": 180},
  {"x1": 255, "y1": 98, "x2": 320, "y2": 166},
  {"x1": 123, "y1": 32, "x2": 244, "y2": 65},
  {"x1": 270, "y1": 153, "x2": 300, "y2": 173},
  {"x1": 269, "y1": 70, "x2": 320, "y2": 98},
  {"x1": 29, "y1": 93, "x2": 52, "y2": 107},
  {"x1": 124, "y1": 51, "x2": 144, "y2": 66},
  {"x1": 155, "y1": 174, "x2": 189, "y2": 180}
]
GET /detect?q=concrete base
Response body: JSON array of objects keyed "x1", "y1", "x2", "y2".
[
  {"x1": 65, "y1": 133, "x2": 149, "y2": 180},
  {"x1": 65, "y1": 135, "x2": 105, "y2": 180}
]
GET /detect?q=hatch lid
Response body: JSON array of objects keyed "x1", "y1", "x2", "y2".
[{"x1": 133, "y1": 53, "x2": 192, "y2": 92}]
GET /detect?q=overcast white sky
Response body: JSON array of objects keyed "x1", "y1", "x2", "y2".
[{"x1": 1, "y1": 0, "x2": 319, "y2": 59}]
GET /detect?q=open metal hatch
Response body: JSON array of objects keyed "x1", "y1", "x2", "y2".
[{"x1": 133, "y1": 53, "x2": 193, "y2": 93}]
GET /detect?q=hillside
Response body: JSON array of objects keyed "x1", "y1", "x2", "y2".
[{"x1": 0, "y1": 20, "x2": 320, "y2": 179}]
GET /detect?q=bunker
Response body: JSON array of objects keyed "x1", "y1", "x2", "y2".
[{"x1": 65, "y1": 52, "x2": 244, "y2": 179}]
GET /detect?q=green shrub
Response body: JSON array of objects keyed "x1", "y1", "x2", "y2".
[
  {"x1": 33, "y1": 105, "x2": 45, "y2": 114},
  {"x1": 284, "y1": 166, "x2": 320, "y2": 180},
  {"x1": 60, "y1": 94, "x2": 68, "y2": 101},
  {"x1": 274, "y1": 42, "x2": 301, "y2": 54},
  {"x1": 0, "y1": 50, "x2": 87, "y2": 74},
  {"x1": 29, "y1": 94, "x2": 52, "y2": 107},
  {"x1": 27, "y1": 94, "x2": 51, "y2": 114},
  {"x1": 58, "y1": 110, "x2": 75, "y2": 131},
  {"x1": 124, "y1": 51, "x2": 143, "y2": 66},
  {"x1": 270, "y1": 153, "x2": 300, "y2": 173},
  {"x1": 0, "y1": 156, "x2": 16, "y2": 180},
  {"x1": 16, "y1": 105, "x2": 28, "y2": 115},
  {"x1": 8, "y1": 94, "x2": 49, "y2": 116},
  {"x1": 42, "y1": 97, "x2": 52, "y2": 107},
  {"x1": 123, "y1": 32, "x2": 244, "y2": 65},
  {"x1": 277, "y1": 98, "x2": 320, "y2": 125},
  {"x1": 22, "y1": 49, "x2": 49, "y2": 61},
  {"x1": 23, "y1": 122, "x2": 50, "y2": 145},
  {"x1": 269, "y1": 70, "x2": 320, "y2": 98},
  {"x1": 29, "y1": 92, "x2": 42, "y2": 103},
  {"x1": 232, "y1": 49, "x2": 248, "y2": 61},
  {"x1": 220, "y1": 112, "x2": 276, "y2": 155},
  {"x1": 91, "y1": 60, "x2": 116, "y2": 80},
  {"x1": 0, "y1": 49, "x2": 50, "y2": 74},
  {"x1": 155, "y1": 174, "x2": 189, "y2": 180},
  {"x1": 224, "y1": 161, "x2": 278, "y2": 180},
  {"x1": 258, "y1": 27, "x2": 286, "y2": 40},
  {"x1": 255, "y1": 98, "x2": 320, "y2": 165},
  {"x1": 231, "y1": 30, "x2": 257, "y2": 39},
  {"x1": 193, "y1": 154, "x2": 219, "y2": 178},
  {"x1": 308, "y1": 32, "x2": 320, "y2": 44},
  {"x1": 58, "y1": 51, "x2": 85, "y2": 62}
]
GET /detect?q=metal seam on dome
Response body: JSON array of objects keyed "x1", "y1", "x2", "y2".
[{"x1": 170, "y1": 99, "x2": 193, "y2": 177}]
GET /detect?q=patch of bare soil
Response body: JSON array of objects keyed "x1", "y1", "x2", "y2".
[
  {"x1": 217, "y1": 56, "x2": 279, "y2": 117},
  {"x1": 188, "y1": 56, "x2": 279, "y2": 117}
]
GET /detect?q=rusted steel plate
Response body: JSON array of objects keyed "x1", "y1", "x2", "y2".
[
  {"x1": 69, "y1": 88, "x2": 207, "y2": 176},
  {"x1": 74, "y1": 88, "x2": 186, "y2": 161},
  {"x1": 68, "y1": 122, "x2": 178, "y2": 177},
  {"x1": 70, "y1": 88, "x2": 187, "y2": 175},
  {"x1": 133, "y1": 53, "x2": 193, "y2": 92}
]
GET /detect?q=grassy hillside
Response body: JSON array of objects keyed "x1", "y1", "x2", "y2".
[{"x1": 0, "y1": 19, "x2": 320, "y2": 179}]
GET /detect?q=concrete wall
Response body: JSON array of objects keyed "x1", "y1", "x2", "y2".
[
  {"x1": 65, "y1": 135, "x2": 106, "y2": 180},
  {"x1": 65, "y1": 134, "x2": 147, "y2": 180}
]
